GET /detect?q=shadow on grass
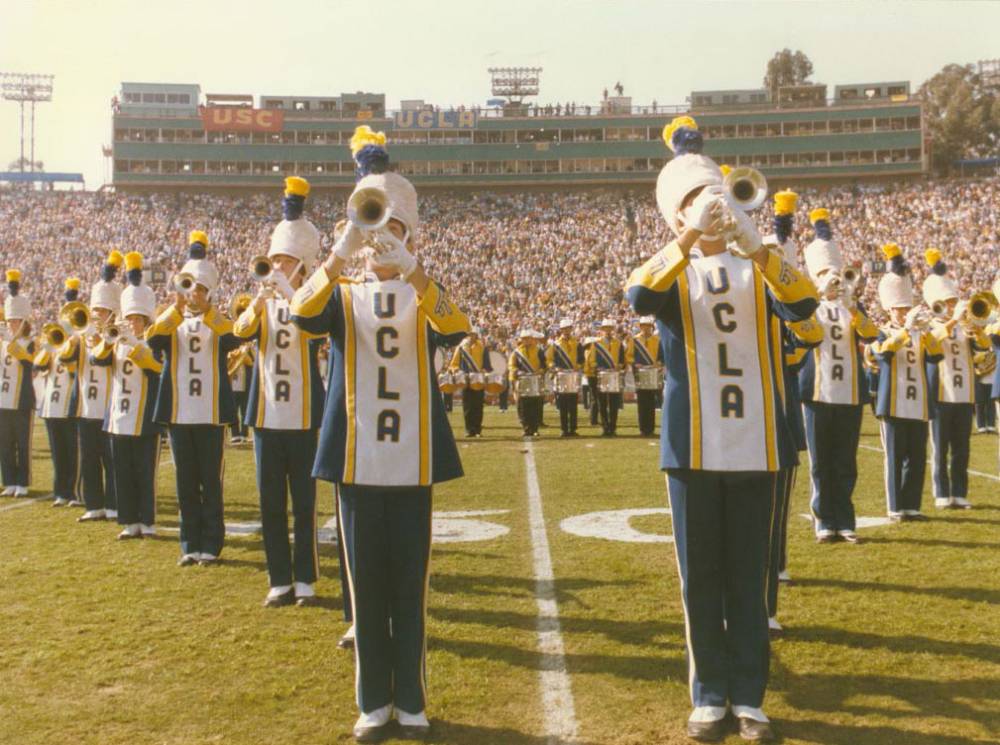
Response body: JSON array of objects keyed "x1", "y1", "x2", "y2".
[
  {"x1": 430, "y1": 635, "x2": 687, "y2": 683},
  {"x1": 781, "y1": 672, "x2": 999, "y2": 730},
  {"x1": 860, "y1": 535, "x2": 998, "y2": 550},
  {"x1": 430, "y1": 572, "x2": 637, "y2": 607},
  {"x1": 792, "y1": 577, "x2": 1000, "y2": 605},
  {"x1": 395, "y1": 720, "x2": 604, "y2": 745},
  {"x1": 779, "y1": 718, "x2": 994, "y2": 745},
  {"x1": 785, "y1": 625, "x2": 1000, "y2": 665}
]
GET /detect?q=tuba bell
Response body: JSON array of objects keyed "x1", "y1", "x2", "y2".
[
  {"x1": 60, "y1": 301, "x2": 91, "y2": 333},
  {"x1": 42, "y1": 322, "x2": 67, "y2": 348},
  {"x1": 229, "y1": 292, "x2": 253, "y2": 320},
  {"x1": 347, "y1": 186, "x2": 392, "y2": 231},
  {"x1": 967, "y1": 291, "x2": 996, "y2": 326},
  {"x1": 723, "y1": 166, "x2": 768, "y2": 211}
]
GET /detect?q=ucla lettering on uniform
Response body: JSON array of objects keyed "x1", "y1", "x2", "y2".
[
  {"x1": 121, "y1": 360, "x2": 134, "y2": 393},
  {"x1": 374, "y1": 292, "x2": 396, "y2": 319},
  {"x1": 376, "y1": 327, "x2": 399, "y2": 358},
  {"x1": 377, "y1": 409, "x2": 401, "y2": 441},
  {"x1": 276, "y1": 306, "x2": 291, "y2": 325},
  {"x1": 189, "y1": 378, "x2": 202, "y2": 396},
  {"x1": 712, "y1": 303, "x2": 737, "y2": 332},
  {"x1": 706, "y1": 267, "x2": 730, "y2": 294},
  {"x1": 952, "y1": 373, "x2": 964, "y2": 389},
  {"x1": 377, "y1": 367, "x2": 400, "y2": 400},
  {"x1": 718, "y1": 343, "x2": 743, "y2": 376},
  {"x1": 275, "y1": 379, "x2": 291, "y2": 402},
  {"x1": 721, "y1": 384, "x2": 744, "y2": 418},
  {"x1": 275, "y1": 328, "x2": 291, "y2": 349}
]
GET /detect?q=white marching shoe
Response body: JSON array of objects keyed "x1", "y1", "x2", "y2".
[
  {"x1": 396, "y1": 708, "x2": 431, "y2": 737},
  {"x1": 951, "y1": 497, "x2": 972, "y2": 509},
  {"x1": 78, "y1": 509, "x2": 106, "y2": 522},
  {"x1": 52, "y1": 497, "x2": 69, "y2": 507},
  {"x1": 934, "y1": 497, "x2": 950, "y2": 509},
  {"x1": 1, "y1": 486, "x2": 14, "y2": 496},
  {"x1": 777, "y1": 569, "x2": 791, "y2": 583},
  {"x1": 117, "y1": 524, "x2": 142, "y2": 540},
  {"x1": 768, "y1": 616, "x2": 784, "y2": 634},
  {"x1": 105, "y1": 509, "x2": 118, "y2": 519},
  {"x1": 14, "y1": 486, "x2": 29, "y2": 497},
  {"x1": 139, "y1": 524, "x2": 157, "y2": 536},
  {"x1": 353, "y1": 704, "x2": 392, "y2": 742}
]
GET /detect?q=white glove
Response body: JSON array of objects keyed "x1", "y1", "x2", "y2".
[
  {"x1": 370, "y1": 229, "x2": 418, "y2": 279},
  {"x1": 269, "y1": 270, "x2": 295, "y2": 301},
  {"x1": 724, "y1": 198, "x2": 764, "y2": 259},
  {"x1": 683, "y1": 186, "x2": 725, "y2": 234},
  {"x1": 951, "y1": 300, "x2": 968, "y2": 323},
  {"x1": 332, "y1": 223, "x2": 365, "y2": 261},
  {"x1": 816, "y1": 272, "x2": 840, "y2": 296},
  {"x1": 904, "y1": 306, "x2": 929, "y2": 331}
]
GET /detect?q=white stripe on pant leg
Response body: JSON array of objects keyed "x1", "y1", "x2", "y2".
[
  {"x1": 523, "y1": 441, "x2": 579, "y2": 743},
  {"x1": 859, "y1": 443, "x2": 999, "y2": 483}
]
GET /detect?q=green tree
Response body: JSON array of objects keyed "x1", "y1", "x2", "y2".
[
  {"x1": 918, "y1": 63, "x2": 1000, "y2": 172},
  {"x1": 763, "y1": 49, "x2": 814, "y2": 100}
]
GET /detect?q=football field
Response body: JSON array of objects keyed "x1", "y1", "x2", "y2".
[{"x1": 1, "y1": 406, "x2": 998, "y2": 745}]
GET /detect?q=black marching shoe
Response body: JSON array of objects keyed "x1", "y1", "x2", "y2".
[
  {"x1": 738, "y1": 716, "x2": 775, "y2": 742},
  {"x1": 687, "y1": 716, "x2": 730, "y2": 742}
]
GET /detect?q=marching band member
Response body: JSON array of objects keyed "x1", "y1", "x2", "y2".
[
  {"x1": 91, "y1": 253, "x2": 163, "y2": 540},
  {"x1": 0, "y1": 270, "x2": 36, "y2": 497},
  {"x1": 35, "y1": 278, "x2": 82, "y2": 507},
  {"x1": 923, "y1": 249, "x2": 988, "y2": 509},
  {"x1": 869, "y1": 243, "x2": 943, "y2": 522},
  {"x1": 585, "y1": 319, "x2": 625, "y2": 436},
  {"x1": 546, "y1": 318, "x2": 584, "y2": 437},
  {"x1": 974, "y1": 350, "x2": 996, "y2": 433},
  {"x1": 509, "y1": 328, "x2": 546, "y2": 437},
  {"x1": 72, "y1": 251, "x2": 123, "y2": 522},
  {"x1": 798, "y1": 210, "x2": 879, "y2": 543},
  {"x1": 989, "y1": 274, "x2": 1000, "y2": 471},
  {"x1": 147, "y1": 231, "x2": 241, "y2": 566},
  {"x1": 227, "y1": 324, "x2": 253, "y2": 445},
  {"x1": 626, "y1": 116, "x2": 818, "y2": 742},
  {"x1": 234, "y1": 176, "x2": 326, "y2": 608},
  {"x1": 448, "y1": 326, "x2": 492, "y2": 437},
  {"x1": 291, "y1": 126, "x2": 470, "y2": 740},
  {"x1": 629, "y1": 316, "x2": 662, "y2": 437}
]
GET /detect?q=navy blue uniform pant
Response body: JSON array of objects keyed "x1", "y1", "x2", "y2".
[
  {"x1": 231, "y1": 390, "x2": 249, "y2": 439},
  {"x1": 462, "y1": 388, "x2": 485, "y2": 436},
  {"x1": 111, "y1": 433, "x2": 158, "y2": 526},
  {"x1": 168, "y1": 424, "x2": 225, "y2": 557},
  {"x1": 338, "y1": 484, "x2": 432, "y2": 715},
  {"x1": 78, "y1": 417, "x2": 115, "y2": 511},
  {"x1": 930, "y1": 402, "x2": 973, "y2": 499},
  {"x1": 44, "y1": 417, "x2": 78, "y2": 499},
  {"x1": 766, "y1": 467, "x2": 795, "y2": 618},
  {"x1": 598, "y1": 391, "x2": 621, "y2": 434},
  {"x1": 0, "y1": 408, "x2": 32, "y2": 487},
  {"x1": 879, "y1": 416, "x2": 928, "y2": 514},
  {"x1": 556, "y1": 393, "x2": 578, "y2": 434},
  {"x1": 253, "y1": 428, "x2": 318, "y2": 588},
  {"x1": 636, "y1": 390, "x2": 657, "y2": 435},
  {"x1": 975, "y1": 382, "x2": 995, "y2": 429},
  {"x1": 667, "y1": 469, "x2": 773, "y2": 709},
  {"x1": 804, "y1": 402, "x2": 862, "y2": 533}
]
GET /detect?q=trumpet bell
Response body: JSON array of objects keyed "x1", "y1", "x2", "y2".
[
  {"x1": 250, "y1": 256, "x2": 273, "y2": 281},
  {"x1": 347, "y1": 187, "x2": 392, "y2": 230},
  {"x1": 42, "y1": 322, "x2": 67, "y2": 348},
  {"x1": 931, "y1": 300, "x2": 948, "y2": 317},
  {"x1": 60, "y1": 301, "x2": 91, "y2": 332},
  {"x1": 723, "y1": 166, "x2": 768, "y2": 211},
  {"x1": 172, "y1": 272, "x2": 196, "y2": 295},
  {"x1": 229, "y1": 292, "x2": 253, "y2": 319},
  {"x1": 842, "y1": 266, "x2": 860, "y2": 285},
  {"x1": 968, "y1": 291, "x2": 996, "y2": 325}
]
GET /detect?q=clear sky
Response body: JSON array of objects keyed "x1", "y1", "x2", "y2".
[{"x1": 2, "y1": 0, "x2": 998, "y2": 188}]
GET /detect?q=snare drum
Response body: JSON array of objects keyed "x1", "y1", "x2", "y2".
[
  {"x1": 515, "y1": 373, "x2": 543, "y2": 398},
  {"x1": 452, "y1": 371, "x2": 467, "y2": 390},
  {"x1": 554, "y1": 370, "x2": 581, "y2": 394},
  {"x1": 597, "y1": 370, "x2": 622, "y2": 394},
  {"x1": 485, "y1": 371, "x2": 505, "y2": 395},
  {"x1": 467, "y1": 371, "x2": 486, "y2": 391},
  {"x1": 438, "y1": 371, "x2": 456, "y2": 394},
  {"x1": 635, "y1": 365, "x2": 663, "y2": 391}
]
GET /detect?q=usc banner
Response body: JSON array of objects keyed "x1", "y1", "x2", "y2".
[{"x1": 200, "y1": 107, "x2": 284, "y2": 132}]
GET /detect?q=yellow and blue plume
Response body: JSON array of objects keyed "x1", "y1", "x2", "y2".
[
  {"x1": 124, "y1": 251, "x2": 144, "y2": 286},
  {"x1": 283, "y1": 176, "x2": 310, "y2": 220},
  {"x1": 188, "y1": 230, "x2": 208, "y2": 259},
  {"x1": 350, "y1": 125, "x2": 390, "y2": 181},
  {"x1": 661, "y1": 115, "x2": 703, "y2": 155}
]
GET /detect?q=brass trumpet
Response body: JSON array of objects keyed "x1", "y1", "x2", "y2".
[
  {"x1": 967, "y1": 291, "x2": 996, "y2": 327},
  {"x1": 723, "y1": 166, "x2": 768, "y2": 211},
  {"x1": 931, "y1": 299, "x2": 949, "y2": 317},
  {"x1": 250, "y1": 255, "x2": 273, "y2": 282},
  {"x1": 172, "y1": 272, "x2": 196, "y2": 296},
  {"x1": 347, "y1": 186, "x2": 392, "y2": 230},
  {"x1": 842, "y1": 266, "x2": 860, "y2": 285},
  {"x1": 42, "y1": 322, "x2": 67, "y2": 348},
  {"x1": 229, "y1": 292, "x2": 253, "y2": 320},
  {"x1": 102, "y1": 321, "x2": 131, "y2": 344},
  {"x1": 60, "y1": 300, "x2": 91, "y2": 333}
]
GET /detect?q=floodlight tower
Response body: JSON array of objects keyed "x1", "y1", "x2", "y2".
[
  {"x1": 1, "y1": 72, "x2": 55, "y2": 173},
  {"x1": 488, "y1": 67, "x2": 542, "y2": 105}
]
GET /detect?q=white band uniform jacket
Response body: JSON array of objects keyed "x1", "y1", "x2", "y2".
[{"x1": 291, "y1": 271, "x2": 470, "y2": 487}]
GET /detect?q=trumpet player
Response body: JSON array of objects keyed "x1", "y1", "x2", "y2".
[
  {"x1": 227, "y1": 294, "x2": 254, "y2": 445},
  {"x1": 69, "y1": 250, "x2": 124, "y2": 522},
  {"x1": 1, "y1": 270, "x2": 36, "y2": 497},
  {"x1": 626, "y1": 116, "x2": 818, "y2": 742},
  {"x1": 291, "y1": 127, "x2": 470, "y2": 740},
  {"x1": 234, "y1": 176, "x2": 326, "y2": 608},
  {"x1": 923, "y1": 250, "x2": 990, "y2": 509},
  {"x1": 868, "y1": 244, "x2": 943, "y2": 522},
  {"x1": 799, "y1": 211, "x2": 879, "y2": 543},
  {"x1": 147, "y1": 231, "x2": 241, "y2": 566},
  {"x1": 91, "y1": 253, "x2": 163, "y2": 540},
  {"x1": 34, "y1": 278, "x2": 82, "y2": 507}
]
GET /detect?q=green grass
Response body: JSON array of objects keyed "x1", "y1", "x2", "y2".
[{"x1": 1, "y1": 406, "x2": 998, "y2": 744}]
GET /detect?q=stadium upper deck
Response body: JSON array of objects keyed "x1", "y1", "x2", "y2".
[{"x1": 111, "y1": 80, "x2": 925, "y2": 191}]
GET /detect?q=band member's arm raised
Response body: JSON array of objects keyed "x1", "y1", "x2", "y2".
[
  {"x1": 127, "y1": 344, "x2": 164, "y2": 374},
  {"x1": 625, "y1": 241, "x2": 690, "y2": 316},
  {"x1": 233, "y1": 302, "x2": 263, "y2": 340},
  {"x1": 851, "y1": 305, "x2": 880, "y2": 340},
  {"x1": 146, "y1": 304, "x2": 183, "y2": 339},
  {"x1": 758, "y1": 249, "x2": 819, "y2": 322},
  {"x1": 416, "y1": 280, "x2": 470, "y2": 343},
  {"x1": 871, "y1": 328, "x2": 909, "y2": 356},
  {"x1": 32, "y1": 347, "x2": 51, "y2": 370},
  {"x1": 7, "y1": 338, "x2": 34, "y2": 363},
  {"x1": 786, "y1": 317, "x2": 824, "y2": 347},
  {"x1": 922, "y1": 332, "x2": 945, "y2": 362},
  {"x1": 90, "y1": 340, "x2": 113, "y2": 366}
]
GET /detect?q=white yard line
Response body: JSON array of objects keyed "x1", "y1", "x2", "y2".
[
  {"x1": 858, "y1": 443, "x2": 999, "y2": 482},
  {"x1": 523, "y1": 440, "x2": 579, "y2": 744},
  {"x1": 0, "y1": 497, "x2": 46, "y2": 513}
]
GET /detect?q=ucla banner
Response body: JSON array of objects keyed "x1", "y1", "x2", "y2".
[{"x1": 394, "y1": 110, "x2": 478, "y2": 130}]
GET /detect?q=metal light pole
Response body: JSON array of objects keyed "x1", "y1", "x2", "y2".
[{"x1": 1, "y1": 72, "x2": 54, "y2": 173}]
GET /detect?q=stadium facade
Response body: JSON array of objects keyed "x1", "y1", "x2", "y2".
[{"x1": 111, "y1": 81, "x2": 925, "y2": 192}]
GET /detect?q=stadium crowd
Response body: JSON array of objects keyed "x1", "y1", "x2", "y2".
[{"x1": 2, "y1": 177, "x2": 998, "y2": 349}]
